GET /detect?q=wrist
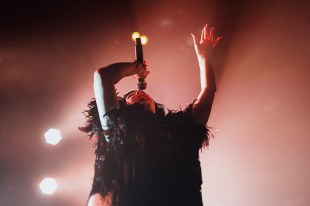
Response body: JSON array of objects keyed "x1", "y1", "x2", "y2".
[
  {"x1": 198, "y1": 58, "x2": 209, "y2": 69},
  {"x1": 120, "y1": 64, "x2": 136, "y2": 78}
]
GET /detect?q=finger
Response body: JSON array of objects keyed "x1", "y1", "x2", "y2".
[
  {"x1": 212, "y1": 36, "x2": 222, "y2": 47},
  {"x1": 200, "y1": 28, "x2": 204, "y2": 43},
  {"x1": 191, "y1": 33, "x2": 198, "y2": 46},
  {"x1": 210, "y1": 27, "x2": 214, "y2": 42},
  {"x1": 204, "y1": 25, "x2": 209, "y2": 40},
  {"x1": 141, "y1": 70, "x2": 151, "y2": 78}
]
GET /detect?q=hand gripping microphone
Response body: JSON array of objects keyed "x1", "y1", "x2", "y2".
[{"x1": 135, "y1": 38, "x2": 147, "y2": 90}]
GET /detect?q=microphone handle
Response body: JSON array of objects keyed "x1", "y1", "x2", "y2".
[{"x1": 135, "y1": 38, "x2": 147, "y2": 90}]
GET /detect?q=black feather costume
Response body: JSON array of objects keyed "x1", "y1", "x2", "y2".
[{"x1": 80, "y1": 97, "x2": 210, "y2": 206}]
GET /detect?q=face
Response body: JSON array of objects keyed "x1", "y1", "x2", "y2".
[{"x1": 125, "y1": 90, "x2": 156, "y2": 114}]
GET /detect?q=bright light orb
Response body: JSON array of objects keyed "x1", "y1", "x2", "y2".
[
  {"x1": 39, "y1": 177, "x2": 58, "y2": 195},
  {"x1": 140, "y1": 35, "x2": 148, "y2": 45},
  {"x1": 44, "y1": 128, "x2": 62, "y2": 145},
  {"x1": 131, "y1": 32, "x2": 140, "y2": 41}
]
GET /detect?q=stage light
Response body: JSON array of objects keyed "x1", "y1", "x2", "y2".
[
  {"x1": 39, "y1": 177, "x2": 58, "y2": 195},
  {"x1": 44, "y1": 128, "x2": 62, "y2": 145},
  {"x1": 131, "y1": 32, "x2": 140, "y2": 41},
  {"x1": 140, "y1": 35, "x2": 148, "y2": 45}
]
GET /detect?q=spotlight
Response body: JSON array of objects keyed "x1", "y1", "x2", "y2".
[
  {"x1": 131, "y1": 32, "x2": 140, "y2": 41},
  {"x1": 140, "y1": 35, "x2": 148, "y2": 45},
  {"x1": 39, "y1": 177, "x2": 58, "y2": 195},
  {"x1": 131, "y1": 32, "x2": 149, "y2": 45},
  {"x1": 44, "y1": 129, "x2": 62, "y2": 145}
]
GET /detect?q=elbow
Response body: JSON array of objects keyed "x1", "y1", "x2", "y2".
[
  {"x1": 94, "y1": 67, "x2": 115, "y2": 84},
  {"x1": 94, "y1": 68, "x2": 104, "y2": 80},
  {"x1": 94, "y1": 69, "x2": 100, "y2": 79},
  {"x1": 93, "y1": 70, "x2": 104, "y2": 85},
  {"x1": 203, "y1": 84, "x2": 217, "y2": 94},
  {"x1": 208, "y1": 80, "x2": 217, "y2": 93},
  {"x1": 95, "y1": 67, "x2": 107, "y2": 79},
  {"x1": 211, "y1": 86, "x2": 217, "y2": 94}
]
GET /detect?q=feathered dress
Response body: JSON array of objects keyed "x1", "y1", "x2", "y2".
[{"x1": 80, "y1": 97, "x2": 210, "y2": 206}]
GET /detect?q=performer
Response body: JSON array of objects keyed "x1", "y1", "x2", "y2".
[{"x1": 80, "y1": 24, "x2": 222, "y2": 206}]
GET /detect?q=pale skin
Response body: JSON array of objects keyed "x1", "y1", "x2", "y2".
[{"x1": 89, "y1": 24, "x2": 221, "y2": 206}]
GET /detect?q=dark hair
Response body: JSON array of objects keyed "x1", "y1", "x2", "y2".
[{"x1": 79, "y1": 91, "x2": 166, "y2": 138}]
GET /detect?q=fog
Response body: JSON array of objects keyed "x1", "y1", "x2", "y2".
[{"x1": 0, "y1": 0, "x2": 309, "y2": 205}]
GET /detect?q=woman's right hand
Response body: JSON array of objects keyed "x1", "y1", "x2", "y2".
[{"x1": 132, "y1": 61, "x2": 150, "y2": 79}]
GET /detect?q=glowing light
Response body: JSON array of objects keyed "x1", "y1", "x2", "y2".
[
  {"x1": 131, "y1": 32, "x2": 140, "y2": 41},
  {"x1": 39, "y1": 177, "x2": 58, "y2": 195},
  {"x1": 140, "y1": 35, "x2": 148, "y2": 45},
  {"x1": 44, "y1": 129, "x2": 62, "y2": 145}
]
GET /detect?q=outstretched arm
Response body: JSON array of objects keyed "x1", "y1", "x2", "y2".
[
  {"x1": 190, "y1": 24, "x2": 222, "y2": 125},
  {"x1": 94, "y1": 62, "x2": 149, "y2": 130}
]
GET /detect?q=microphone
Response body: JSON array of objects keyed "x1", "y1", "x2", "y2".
[{"x1": 135, "y1": 38, "x2": 147, "y2": 90}]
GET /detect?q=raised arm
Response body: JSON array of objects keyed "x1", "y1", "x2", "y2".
[
  {"x1": 190, "y1": 24, "x2": 222, "y2": 125},
  {"x1": 94, "y1": 62, "x2": 149, "y2": 130}
]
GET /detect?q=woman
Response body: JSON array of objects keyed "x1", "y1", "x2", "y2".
[{"x1": 81, "y1": 25, "x2": 222, "y2": 206}]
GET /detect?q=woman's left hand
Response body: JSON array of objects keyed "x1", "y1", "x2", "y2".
[{"x1": 191, "y1": 24, "x2": 222, "y2": 60}]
